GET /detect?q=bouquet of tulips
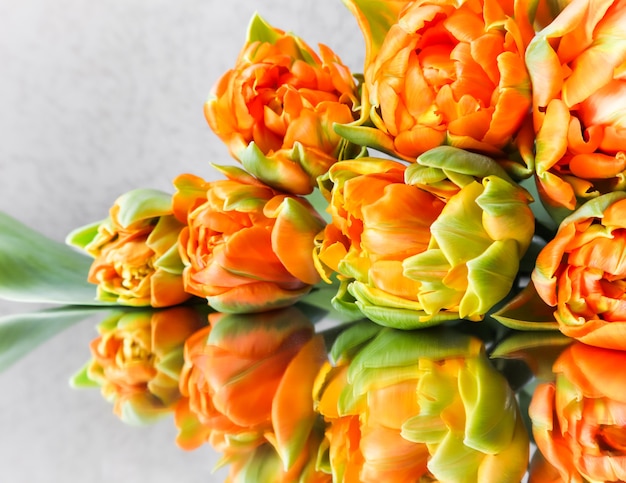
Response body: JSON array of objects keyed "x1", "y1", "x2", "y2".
[{"x1": 3, "y1": 0, "x2": 626, "y2": 481}]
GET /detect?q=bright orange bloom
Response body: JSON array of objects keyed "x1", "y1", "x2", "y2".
[
  {"x1": 314, "y1": 323, "x2": 529, "y2": 482},
  {"x1": 362, "y1": 0, "x2": 531, "y2": 162},
  {"x1": 315, "y1": 147, "x2": 534, "y2": 328},
  {"x1": 175, "y1": 308, "x2": 328, "y2": 477},
  {"x1": 526, "y1": 0, "x2": 626, "y2": 216},
  {"x1": 532, "y1": 192, "x2": 626, "y2": 350},
  {"x1": 173, "y1": 167, "x2": 325, "y2": 313},
  {"x1": 529, "y1": 342, "x2": 626, "y2": 482},
  {"x1": 66, "y1": 189, "x2": 190, "y2": 307},
  {"x1": 204, "y1": 14, "x2": 360, "y2": 195},
  {"x1": 72, "y1": 307, "x2": 207, "y2": 425}
]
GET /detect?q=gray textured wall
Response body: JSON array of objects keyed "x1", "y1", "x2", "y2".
[{"x1": 0, "y1": 1, "x2": 364, "y2": 481}]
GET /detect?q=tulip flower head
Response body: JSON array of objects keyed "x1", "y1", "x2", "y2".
[
  {"x1": 532, "y1": 191, "x2": 626, "y2": 350},
  {"x1": 72, "y1": 307, "x2": 206, "y2": 425},
  {"x1": 356, "y1": 0, "x2": 531, "y2": 165},
  {"x1": 315, "y1": 146, "x2": 535, "y2": 328},
  {"x1": 204, "y1": 14, "x2": 361, "y2": 195},
  {"x1": 66, "y1": 188, "x2": 190, "y2": 307},
  {"x1": 175, "y1": 308, "x2": 328, "y2": 477},
  {"x1": 173, "y1": 167, "x2": 326, "y2": 314},
  {"x1": 314, "y1": 323, "x2": 529, "y2": 483},
  {"x1": 529, "y1": 342, "x2": 626, "y2": 482},
  {"x1": 526, "y1": 0, "x2": 626, "y2": 217}
]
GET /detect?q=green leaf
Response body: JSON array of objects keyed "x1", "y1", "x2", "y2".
[
  {"x1": 0, "y1": 306, "x2": 114, "y2": 373},
  {"x1": 491, "y1": 282, "x2": 559, "y2": 330},
  {"x1": 333, "y1": 123, "x2": 401, "y2": 160},
  {"x1": 0, "y1": 212, "x2": 109, "y2": 305}
]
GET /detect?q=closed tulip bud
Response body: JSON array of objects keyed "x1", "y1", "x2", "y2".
[
  {"x1": 314, "y1": 322, "x2": 529, "y2": 482},
  {"x1": 315, "y1": 146, "x2": 534, "y2": 328}
]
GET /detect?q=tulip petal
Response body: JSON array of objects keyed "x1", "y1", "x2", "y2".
[{"x1": 272, "y1": 335, "x2": 327, "y2": 470}]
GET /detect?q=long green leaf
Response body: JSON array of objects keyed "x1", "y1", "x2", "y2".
[
  {"x1": 0, "y1": 306, "x2": 115, "y2": 373},
  {"x1": 0, "y1": 212, "x2": 107, "y2": 305}
]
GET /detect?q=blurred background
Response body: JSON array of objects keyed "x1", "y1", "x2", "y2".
[{"x1": 0, "y1": 1, "x2": 363, "y2": 481}]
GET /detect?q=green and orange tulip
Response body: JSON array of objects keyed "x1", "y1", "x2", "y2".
[
  {"x1": 173, "y1": 166, "x2": 325, "y2": 313},
  {"x1": 526, "y1": 0, "x2": 626, "y2": 218},
  {"x1": 66, "y1": 188, "x2": 190, "y2": 307},
  {"x1": 175, "y1": 308, "x2": 328, "y2": 476},
  {"x1": 204, "y1": 14, "x2": 361, "y2": 195},
  {"x1": 531, "y1": 192, "x2": 626, "y2": 350},
  {"x1": 314, "y1": 322, "x2": 529, "y2": 482},
  {"x1": 71, "y1": 307, "x2": 207, "y2": 425},
  {"x1": 315, "y1": 146, "x2": 535, "y2": 328},
  {"x1": 529, "y1": 342, "x2": 626, "y2": 482}
]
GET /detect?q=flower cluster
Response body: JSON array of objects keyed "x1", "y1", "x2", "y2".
[{"x1": 9, "y1": 0, "x2": 626, "y2": 481}]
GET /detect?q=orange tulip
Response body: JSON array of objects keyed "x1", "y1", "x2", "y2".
[
  {"x1": 315, "y1": 147, "x2": 534, "y2": 328},
  {"x1": 175, "y1": 308, "x2": 328, "y2": 476},
  {"x1": 173, "y1": 167, "x2": 325, "y2": 313},
  {"x1": 71, "y1": 306, "x2": 207, "y2": 425},
  {"x1": 532, "y1": 192, "x2": 626, "y2": 350},
  {"x1": 314, "y1": 322, "x2": 529, "y2": 482},
  {"x1": 66, "y1": 189, "x2": 190, "y2": 307},
  {"x1": 204, "y1": 14, "x2": 360, "y2": 195},
  {"x1": 360, "y1": 0, "x2": 531, "y2": 163},
  {"x1": 529, "y1": 342, "x2": 626, "y2": 482},
  {"x1": 526, "y1": 0, "x2": 626, "y2": 216}
]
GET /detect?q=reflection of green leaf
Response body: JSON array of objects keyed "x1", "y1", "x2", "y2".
[
  {"x1": 0, "y1": 212, "x2": 108, "y2": 305},
  {"x1": 0, "y1": 306, "x2": 114, "y2": 373}
]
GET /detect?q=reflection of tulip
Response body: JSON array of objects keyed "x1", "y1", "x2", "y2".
[
  {"x1": 526, "y1": 0, "x2": 626, "y2": 215},
  {"x1": 315, "y1": 146, "x2": 534, "y2": 328},
  {"x1": 314, "y1": 322, "x2": 529, "y2": 482},
  {"x1": 529, "y1": 342, "x2": 626, "y2": 482},
  {"x1": 224, "y1": 438, "x2": 330, "y2": 483},
  {"x1": 204, "y1": 14, "x2": 360, "y2": 195},
  {"x1": 173, "y1": 168, "x2": 325, "y2": 313},
  {"x1": 67, "y1": 189, "x2": 189, "y2": 307},
  {"x1": 532, "y1": 192, "x2": 626, "y2": 350},
  {"x1": 175, "y1": 308, "x2": 328, "y2": 476},
  {"x1": 360, "y1": 0, "x2": 531, "y2": 161},
  {"x1": 72, "y1": 307, "x2": 206, "y2": 425}
]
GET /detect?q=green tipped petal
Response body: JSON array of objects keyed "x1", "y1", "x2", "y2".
[
  {"x1": 417, "y1": 146, "x2": 514, "y2": 184},
  {"x1": 65, "y1": 221, "x2": 103, "y2": 250},
  {"x1": 246, "y1": 13, "x2": 282, "y2": 45},
  {"x1": 115, "y1": 188, "x2": 173, "y2": 227},
  {"x1": 460, "y1": 239, "x2": 521, "y2": 319}
]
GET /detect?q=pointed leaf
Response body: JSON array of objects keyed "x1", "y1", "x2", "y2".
[
  {"x1": 491, "y1": 282, "x2": 559, "y2": 330},
  {"x1": 0, "y1": 212, "x2": 108, "y2": 305}
]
